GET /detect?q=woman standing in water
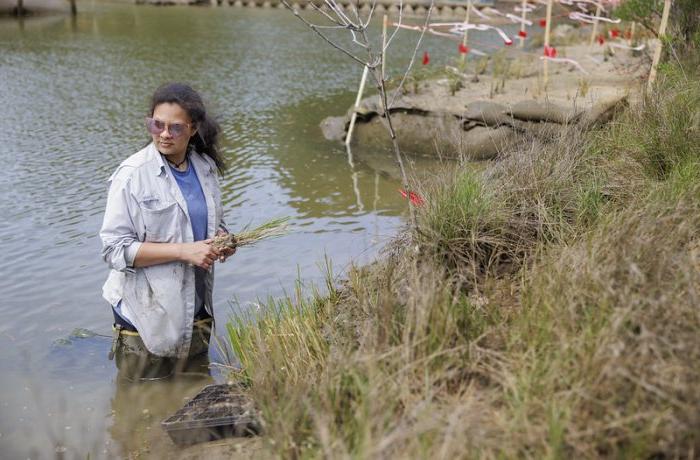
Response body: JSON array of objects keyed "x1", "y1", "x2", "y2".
[{"x1": 100, "y1": 83, "x2": 234, "y2": 380}]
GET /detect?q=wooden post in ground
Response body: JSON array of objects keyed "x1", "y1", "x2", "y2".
[
  {"x1": 460, "y1": 0, "x2": 472, "y2": 67},
  {"x1": 589, "y1": 2, "x2": 602, "y2": 46},
  {"x1": 543, "y1": 0, "x2": 553, "y2": 88},
  {"x1": 629, "y1": 21, "x2": 636, "y2": 45},
  {"x1": 345, "y1": 65, "x2": 370, "y2": 146},
  {"x1": 647, "y1": 0, "x2": 672, "y2": 90},
  {"x1": 382, "y1": 14, "x2": 388, "y2": 80},
  {"x1": 519, "y1": 0, "x2": 528, "y2": 48}
]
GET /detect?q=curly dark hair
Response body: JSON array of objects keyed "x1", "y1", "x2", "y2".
[{"x1": 149, "y1": 83, "x2": 226, "y2": 174}]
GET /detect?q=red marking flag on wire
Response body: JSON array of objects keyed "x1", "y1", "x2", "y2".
[
  {"x1": 539, "y1": 19, "x2": 547, "y2": 27},
  {"x1": 518, "y1": 30, "x2": 528, "y2": 38},
  {"x1": 544, "y1": 45, "x2": 557, "y2": 58},
  {"x1": 459, "y1": 43, "x2": 469, "y2": 54},
  {"x1": 422, "y1": 51, "x2": 430, "y2": 65},
  {"x1": 399, "y1": 189, "x2": 425, "y2": 206}
]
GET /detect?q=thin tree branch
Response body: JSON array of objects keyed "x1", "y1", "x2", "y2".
[
  {"x1": 326, "y1": 0, "x2": 356, "y2": 28},
  {"x1": 362, "y1": 0, "x2": 378, "y2": 29},
  {"x1": 312, "y1": 24, "x2": 357, "y2": 29},
  {"x1": 309, "y1": 2, "x2": 346, "y2": 26},
  {"x1": 349, "y1": 0, "x2": 363, "y2": 27},
  {"x1": 324, "y1": 0, "x2": 349, "y2": 26},
  {"x1": 281, "y1": 0, "x2": 430, "y2": 230},
  {"x1": 346, "y1": 23, "x2": 365, "y2": 50},
  {"x1": 384, "y1": 0, "x2": 404, "y2": 51},
  {"x1": 373, "y1": 67, "x2": 417, "y2": 228},
  {"x1": 281, "y1": 0, "x2": 369, "y2": 67}
]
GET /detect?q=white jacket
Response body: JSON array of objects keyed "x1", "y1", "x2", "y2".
[{"x1": 100, "y1": 143, "x2": 225, "y2": 357}]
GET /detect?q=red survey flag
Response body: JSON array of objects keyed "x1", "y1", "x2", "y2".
[
  {"x1": 539, "y1": 19, "x2": 547, "y2": 27},
  {"x1": 399, "y1": 189, "x2": 425, "y2": 206},
  {"x1": 518, "y1": 30, "x2": 528, "y2": 38},
  {"x1": 544, "y1": 45, "x2": 557, "y2": 58},
  {"x1": 422, "y1": 51, "x2": 430, "y2": 65}
]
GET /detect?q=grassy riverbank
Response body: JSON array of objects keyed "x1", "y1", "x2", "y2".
[{"x1": 226, "y1": 53, "x2": 700, "y2": 457}]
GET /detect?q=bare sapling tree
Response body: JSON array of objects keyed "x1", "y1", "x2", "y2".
[{"x1": 280, "y1": 0, "x2": 436, "y2": 228}]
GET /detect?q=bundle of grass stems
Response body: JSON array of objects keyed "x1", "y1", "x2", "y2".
[{"x1": 212, "y1": 217, "x2": 290, "y2": 250}]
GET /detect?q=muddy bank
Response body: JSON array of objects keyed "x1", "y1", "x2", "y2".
[{"x1": 323, "y1": 43, "x2": 650, "y2": 160}]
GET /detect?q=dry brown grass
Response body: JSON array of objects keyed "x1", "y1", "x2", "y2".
[
  {"x1": 520, "y1": 181, "x2": 700, "y2": 457},
  {"x1": 225, "y1": 59, "x2": 700, "y2": 458}
]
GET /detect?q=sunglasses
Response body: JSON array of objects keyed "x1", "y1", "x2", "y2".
[{"x1": 145, "y1": 117, "x2": 192, "y2": 139}]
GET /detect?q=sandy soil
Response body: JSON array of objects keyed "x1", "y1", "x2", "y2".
[{"x1": 321, "y1": 39, "x2": 652, "y2": 160}]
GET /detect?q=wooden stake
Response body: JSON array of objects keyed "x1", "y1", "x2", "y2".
[
  {"x1": 629, "y1": 21, "x2": 636, "y2": 45},
  {"x1": 345, "y1": 65, "x2": 370, "y2": 146},
  {"x1": 519, "y1": 0, "x2": 527, "y2": 48},
  {"x1": 382, "y1": 14, "x2": 388, "y2": 81},
  {"x1": 460, "y1": 0, "x2": 472, "y2": 67},
  {"x1": 589, "y1": 2, "x2": 602, "y2": 46},
  {"x1": 647, "y1": 0, "x2": 672, "y2": 90},
  {"x1": 543, "y1": 0, "x2": 553, "y2": 88}
]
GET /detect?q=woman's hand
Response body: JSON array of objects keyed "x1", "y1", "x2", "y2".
[
  {"x1": 179, "y1": 240, "x2": 221, "y2": 270},
  {"x1": 215, "y1": 229, "x2": 237, "y2": 263}
]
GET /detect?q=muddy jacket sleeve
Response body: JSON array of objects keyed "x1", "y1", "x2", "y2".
[
  {"x1": 214, "y1": 166, "x2": 228, "y2": 234},
  {"x1": 195, "y1": 153, "x2": 227, "y2": 235},
  {"x1": 100, "y1": 169, "x2": 143, "y2": 273}
]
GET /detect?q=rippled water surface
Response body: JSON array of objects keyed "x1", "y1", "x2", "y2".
[{"x1": 0, "y1": 4, "x2": 504, "y2": 457}]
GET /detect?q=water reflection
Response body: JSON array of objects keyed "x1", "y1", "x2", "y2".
[
  {"x1": 0, "y1": 4, "x2": 505, "y2": 457},
  {"x1": 110, "y1": 374, "x2": 214, "y2": 458},
  {"x1": 268, "y1": 95, "x2": 413, "y2": 219}
]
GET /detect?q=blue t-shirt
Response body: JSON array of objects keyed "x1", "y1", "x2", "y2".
[
  {"x1": 170, "y1": 162, "x2": 208, "y2": 317},
  {"x1": 170, "y1": 162, "x2": 208, "y2": 242}
]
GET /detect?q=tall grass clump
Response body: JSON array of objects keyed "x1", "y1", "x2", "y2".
[
  {"x1": 225, "y1": 271, "x2": 340, "y2": 449},
  {"x1": 607, "y1": 75, "x2": 700, "y2": 180},
  {"x1": 417, "y1": 127, "x2": 614, "y2": 288},
  {"x1": 225, "y1": 53, "x2": 700, "y2": 457}
]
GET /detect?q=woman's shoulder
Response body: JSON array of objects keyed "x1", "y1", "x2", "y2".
[
  {"x1": 190, "y1": 150, "x2": 219, "y2": 177},
  {"x1": 108, "y1": 143, "x2": 161, "y2": 184}
]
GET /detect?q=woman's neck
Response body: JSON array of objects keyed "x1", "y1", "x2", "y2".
[{"x1": 165, "y1": 150, "x2": 188, "y2": 170}]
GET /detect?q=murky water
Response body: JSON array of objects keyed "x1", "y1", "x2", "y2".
[{"x1": 0, "y1": 4, "x2": 510, "y2": 457}]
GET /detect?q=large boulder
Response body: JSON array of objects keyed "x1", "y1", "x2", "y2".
[
  {"x1": 349, "y1": 111, "x2": 519, "y2": 161},
  {"x1": 320, "y1": 116, "x2": 347, "y2": 142},
  {"x1": 506, "y1": 100, "x2": 582, "y2": 124},
  {"x1": 461, "y1": 126, "x2": 521, "y2": 161},
  {"x1": 351, "y1": 111, "x2": 464, "y2": 158},
  {"x1": 320, "y1": 88, "x2": 629, "y2": 161},
  {"x1": 579, "y1": 95, "x2": 629, "y2": 129},
  {"x1": 462, "y1": 101, "x2": 513, "y2": 128}
]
